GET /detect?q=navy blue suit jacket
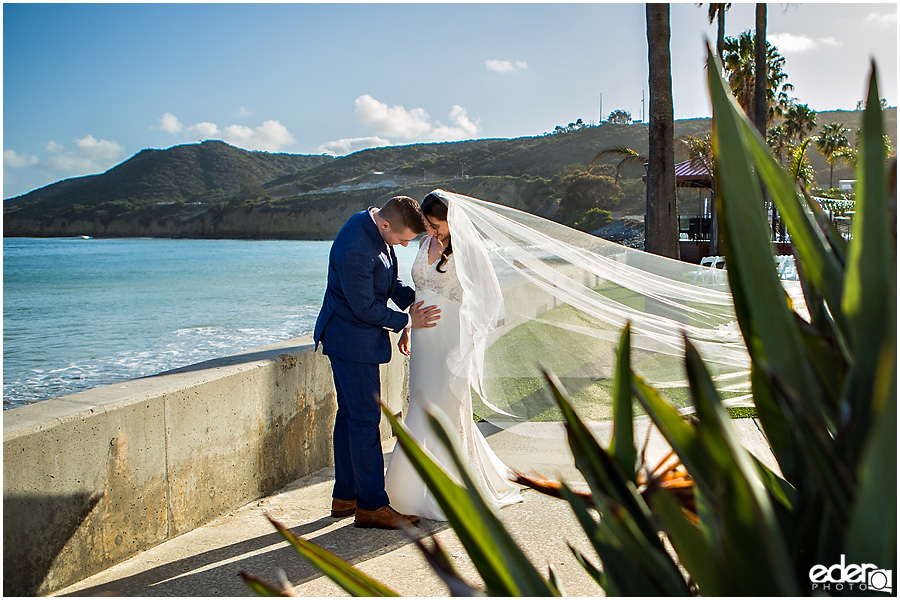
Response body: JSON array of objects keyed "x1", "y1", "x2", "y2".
[{"x1": 314, "y1": 209, "x2": 416, "y2": 364}]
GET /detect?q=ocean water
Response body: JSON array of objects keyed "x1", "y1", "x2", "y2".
[{"x1": 3, "y1": 237, "x2": 418, "y2": 410}]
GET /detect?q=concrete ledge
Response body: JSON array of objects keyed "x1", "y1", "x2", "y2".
[{"x1": 2, "y1": 334, "x2": 409, "y2": 596}]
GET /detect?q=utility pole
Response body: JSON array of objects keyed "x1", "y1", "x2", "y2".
[{"x1": 599, "y1": 92, "x2": 603, "y2": 123}]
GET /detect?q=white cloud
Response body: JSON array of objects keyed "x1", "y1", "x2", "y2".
[
  {"x1": 157, "y1": 112, "x2": 183, "y2": 134},
  {"x1": 317, "y1": 136, "x2": 392, "y2": 156},
  {"x1": 769, "y1": 32, "x2": 840, "y2": 54},
  {"x1": 355, "y1": 94, "x2": 433, "y2": 139},
  {"x1": 430, "y1": 105, "x2": 479, "y2": 140},
  {"x1": 237, "y1": 106, "x2": 252, "y2": 117},
  {"x1": 39, "y1": 135, "x2": 126, "y2": 173},
  {"x1": 353, "y1": 95, "x2": 480, "y2": 142},
  {"x1": 187, "y1": 121, "x2": 220, "y2": 140},
  {"x1": 74, "y1": 135, "x2": 125, "y2": 161},
  {"x1": 170, "y1": 116, "x2": 294, "y2": 152},
  {"x1": 864, "y1": 11, "x2": 897, "y2": 28},
  {"x1": 46, "y1": 153, "x2": 97, "y2": 173},
  {"x1": 4, "y1": 149, "x2": 39, "y2": 168},
  {"x1": 485, "y1": 59, "x2": 528, "y2": 73},
  {"x1": 221, "y1": 120, "x2": 295, "y2": 152}
]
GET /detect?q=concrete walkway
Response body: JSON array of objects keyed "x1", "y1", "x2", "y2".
[{"x1": 54, "y1": 418, "x2": 777, "y2": 597}]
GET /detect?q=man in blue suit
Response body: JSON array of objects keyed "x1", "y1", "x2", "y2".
[{"x1": 314, "y1": 195, "x2": 440, "y2": 529}]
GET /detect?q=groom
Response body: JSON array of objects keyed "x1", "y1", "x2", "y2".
[{"x1": 314, "y1": 195, "x2": 440, "y2": 529}]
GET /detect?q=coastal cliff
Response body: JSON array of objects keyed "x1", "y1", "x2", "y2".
[{"x1": 3, "y1": 176, "x2": 556, "y2": 239}]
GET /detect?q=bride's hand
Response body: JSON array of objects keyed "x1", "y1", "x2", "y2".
[{"x1": 398, "y1": 328, "x2": 411, "y2": 356}]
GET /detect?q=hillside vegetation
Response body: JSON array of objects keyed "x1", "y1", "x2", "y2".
[{"x1": 4, "y1": 109, "x2": 895, "y2": 239}]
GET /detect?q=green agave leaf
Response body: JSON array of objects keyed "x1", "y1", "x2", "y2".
[
  {"x1": 682, "y1": 338, "x2": 799, "y2": 596},
  {"x1": 267, "y1": 515, "x2": 399, "y2": 597},
  {"x1": 751, "y1": 454, "x2": 795, "y2": 511},
  {"x1": 631, "y1": 374, "x2": 716, "y2": 501},
  {"x1": 568, "y1": 544, "x2": 606, "y2": 589},
  {"x1": 556, "y1": 481, "x2": 611, "y2": 587},
  {"x1": 609, "y1": 323, "x2": 637, "y2": 482},
  {"x1": 793, "y1": 312, "x2": 845, "y2": 413},
  {"x1": 841, "y1": 66, "x2": 896, "y2": 470},
  {"x1": 749, "y1": 363, "x2": 801, "y2": 485},
  {"x1": 739, "y1": 115, "x2": 847, "y2": 335},
  {"x1": 760, "y1": 366, "x2": 855, "y2": 520},
  {"x1": 558, "y1": 483, "x2": 688, "y2": 596},
  {"x1": 706, "y1": 46, "x2": 827, "y2": 423},
  {"x1": 845, "y1": 327, "x2": 897, "y2": 569},
  {"x1": 547, "y1": 563, "x2": 565, "y2": 597},
  {"x1": 542, "y1": 370, "x2": 662, "y2": 548},
  {"x1": 403, "y1": 533, "x2": 482, "y2": 596},
  {"x1": 239, "y1": 571, "x2": 290, "y2": 597},
  {"x1": 648, "y1": 488, "x2": 721, "y2": 596},
  {"x1": 843, "y1": 63, "x2": 892, "y2": 357},
  {"x1": 383, "y1": 406, "x2": 557, "y2": 597},
  {"x1": 568, "y1": 544, "x2": 605, "y2": 590}
]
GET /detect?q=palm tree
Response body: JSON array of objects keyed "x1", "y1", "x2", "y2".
[
  {"x1": 722, "y1": 31, "x2": 793, "y2": 128},
  {"x1": 788, "y1": 138, "x2": 815, "y2": 192},
  {"x1": 783, "y1": 103, "x2": 817, "y2": 146},
  {"x1": 766, "y1": 125, "x2": 792, "y2": 166},
  {"x1": 832, "y1": 146, "x2": 857, "y2": 171},
  {"x1": 590, "y1": 146, "x2": 647, "y2": 184},
  {"x1": 753, "y1": 4, "x2": 767, "y2": 135},
  {"x1": 645, "y1": 3, "x2": 679, "y2": 259},
  {"x1": 814, "y1": 122, "x2": 850, "y2": 189},
  {"x1": 698, "y1": 3, "x2": 731, "y2": 62}
]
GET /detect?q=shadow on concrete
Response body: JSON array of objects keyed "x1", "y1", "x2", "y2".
[
  {"x1": 62, "y1": 516, "x2": 451, "y2": 597},
  {"x1": 4, "y1": 491, "x2": 103, "y2": 596}
]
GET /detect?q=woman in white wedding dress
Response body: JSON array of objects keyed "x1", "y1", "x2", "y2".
[{"x1": 383, "y1": 191, "x2": 523, "y2": 521}]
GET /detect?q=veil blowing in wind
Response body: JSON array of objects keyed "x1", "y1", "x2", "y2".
[{"x1": 437, "y1": 189, "x2": 793, "y2": 436}]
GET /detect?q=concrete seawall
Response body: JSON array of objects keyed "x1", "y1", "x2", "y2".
[{"x1": 2, "y1": 335, "x2": 409, "y2": 596}]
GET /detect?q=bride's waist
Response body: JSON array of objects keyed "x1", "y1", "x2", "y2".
[{"x1": 415, "y1": 287, "x2": 462, "y2": 306}]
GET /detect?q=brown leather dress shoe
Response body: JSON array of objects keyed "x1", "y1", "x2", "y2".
[
  {"x1": 331, "y1": 498, "x2": 357, "y2": 518},
  {"x1": 354, "y1": 505, "x2": 421, "y2": 529}
]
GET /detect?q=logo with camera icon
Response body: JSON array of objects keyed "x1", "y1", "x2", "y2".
[{"x1": 809, "y1": 555, "x2": 892, "y2": 594}]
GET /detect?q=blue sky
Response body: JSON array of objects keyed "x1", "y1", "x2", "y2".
[{"x1": 3, "y1": 2, "x2": 897, "y2": 199}]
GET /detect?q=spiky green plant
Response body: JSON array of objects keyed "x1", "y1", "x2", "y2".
[{"x1": 241, "y1": 54, "x2": 895, "y2": 597}]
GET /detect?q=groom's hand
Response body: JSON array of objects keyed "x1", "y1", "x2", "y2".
[
  {"x1": 397, "y1": 329, "x2": 411, "y2": 356},
  {"x1": 410, "y1": 300, "x2": 441, "y2": 329}
]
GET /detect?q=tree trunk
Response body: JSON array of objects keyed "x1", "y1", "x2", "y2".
[
  {"x1": 711, "y1": 6, "x2": 725, "y2": 255},
  {"x1": 754, "y1": 3, "x2": 767, "y2": 134},
  {"x1": 716, "y1": 9, "x2": 726, "y2": 63},
  {"x1": 755, "y1": 3, "x2": 776, "y2": 239},
  {"x1": 645, "y1": 3, "x2": 680, "y2": 259}
]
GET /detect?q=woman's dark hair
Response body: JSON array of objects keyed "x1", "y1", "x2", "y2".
[{"x1": 422, "y1": 193, "x2": 453, "y2": 273}]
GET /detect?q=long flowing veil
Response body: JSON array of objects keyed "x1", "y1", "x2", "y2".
[{"x1": 430, "y1": 189, "x2": 802, "y2": 436}]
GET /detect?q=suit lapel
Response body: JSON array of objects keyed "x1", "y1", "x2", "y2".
[{"x1": 360, "y1": 209, "x2": 394, "y2": 295}]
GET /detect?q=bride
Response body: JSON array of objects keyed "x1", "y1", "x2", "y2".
[
  {"x1": 384, "y1": 184, "x2": 767, "y2": 520},
  {"x1": 384, "y1": 190, "x2": 523, "y2": 521}
]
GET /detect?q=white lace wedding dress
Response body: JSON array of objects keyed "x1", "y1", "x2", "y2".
[{"x1": 384, "y1": 236, "x2": 523, "y2": 520}]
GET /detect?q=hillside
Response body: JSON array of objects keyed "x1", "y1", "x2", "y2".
[
  {"x1": 4, "y1": 109, "x2": 895, "y2": 239},
  {"x1": 3, "y1": 140, "x2": 333, "y2": 219}
]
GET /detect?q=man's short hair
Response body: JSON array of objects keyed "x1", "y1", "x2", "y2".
[{"x1": 379, "y1": 196, "x2": 426, "y2": 234}]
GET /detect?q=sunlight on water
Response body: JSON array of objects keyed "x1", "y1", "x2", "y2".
[{"x1": 3, "y1": 237, "x2": 419, "y2": 409}]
